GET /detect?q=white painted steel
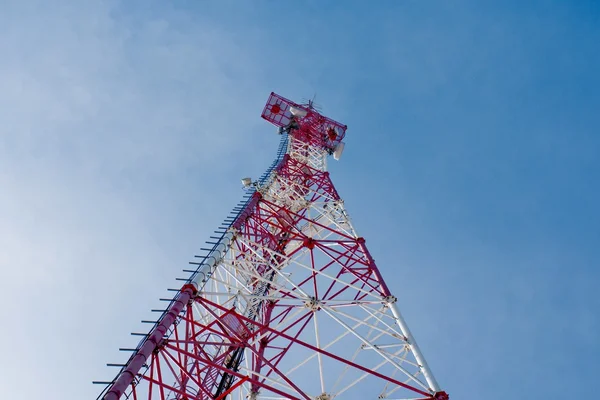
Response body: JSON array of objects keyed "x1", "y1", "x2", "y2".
[
  {"x1": 152, "y1": 134, "x2": 441, "y2": 400},
  {"x1": 191, "y1": 230, "x2": 235, "y2": 291},
  {"x1": 320, "y1": 306, "x2": 430, "y2": 392},
  {"x1": 388, "y1": 301, "x2": 441, "y2": 393},
  {"x1": 313, "y1": 312, "x2": 326, "y2": 394}
]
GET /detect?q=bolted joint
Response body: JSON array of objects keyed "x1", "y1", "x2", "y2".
[
  {"x1": 180, "y1": 283, "x2": 198, "y2": 296},
  {"x1": 434, "y1": 391, "x2": 449, "y2": 400},
  {"x1": 228, "y1": 227, "x2": 239, "y2": 239},
  {"x1": 304, "y1": 297, "x2": 321, "y2": 311},
  {"x1": 383, "y1": 295, "x2": 397, "y2": 304},
  {"x1": 153, "y1": 338, "x2": 168, "y2": 354},
  {"x1": 303, "y1": 237, "x2": 316, "y2": 249}
]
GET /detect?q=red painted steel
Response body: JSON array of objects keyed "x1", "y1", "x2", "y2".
[{"x1": 97, "y1": 93, "x2": 445, "y2": 400}]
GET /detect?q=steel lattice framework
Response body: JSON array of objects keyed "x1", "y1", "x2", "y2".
[{"x1": 95, "y1": 93, "x2": 448, "y2": 400}]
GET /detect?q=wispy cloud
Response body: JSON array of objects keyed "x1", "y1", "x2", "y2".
[{"x1": 1, "y1": 1, "x2": 598, "y2": 399}]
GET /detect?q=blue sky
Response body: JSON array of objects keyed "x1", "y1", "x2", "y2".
[{"x1": 0, "y1": 1, "x2": 598, "y2": 398}]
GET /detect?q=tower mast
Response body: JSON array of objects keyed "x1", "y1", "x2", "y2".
[{"x1": 96, "y1": 92, "x2": 448, "y2": 400}]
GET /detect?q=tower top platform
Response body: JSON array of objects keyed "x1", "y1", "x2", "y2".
[{"x1": 261, "y1": 92, "x2": 347, "y2": 153}]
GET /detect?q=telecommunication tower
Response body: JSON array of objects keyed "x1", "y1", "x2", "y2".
[{"x1": 95, "y1": 93, "x2": 448, "y2": 400}]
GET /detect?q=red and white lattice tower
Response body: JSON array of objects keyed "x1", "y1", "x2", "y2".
[{"x1": 95, "y1": 93, "x2": 448, "y2": 400}]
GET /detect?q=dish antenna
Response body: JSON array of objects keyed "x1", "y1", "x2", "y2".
[{"x1": 241, "y1": 177, "x2": 253, "y2": 188}]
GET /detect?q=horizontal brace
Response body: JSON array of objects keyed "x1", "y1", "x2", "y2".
[
  {"x1": 131, "y1": 332, "x2": 166, "y2": 339},
  {"x1": 119, "y1": 348, "x2": 137, "y2": 352},
  {"x1": 141, "y1": 320, "x2": 157, "y2": 324},
  {"x1": 92, "y1": 381, "x2": 113, "y2": 385},
  {"x1": 151, "y1": 309, "x2": 167, "y2": 312},
  {"x1": 182, "y1": 269, "x2": 196, "y2": 273},
  {"x1": 175, "y1": 278, "x2": 188, "y2": 281},
  {"x1": 107, "y1": 363, "x2": 126, "y2": 367}
]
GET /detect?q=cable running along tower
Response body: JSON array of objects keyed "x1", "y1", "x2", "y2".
[{"x1": 96, "y1": 93, "x2": 448, "y2": 400}]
